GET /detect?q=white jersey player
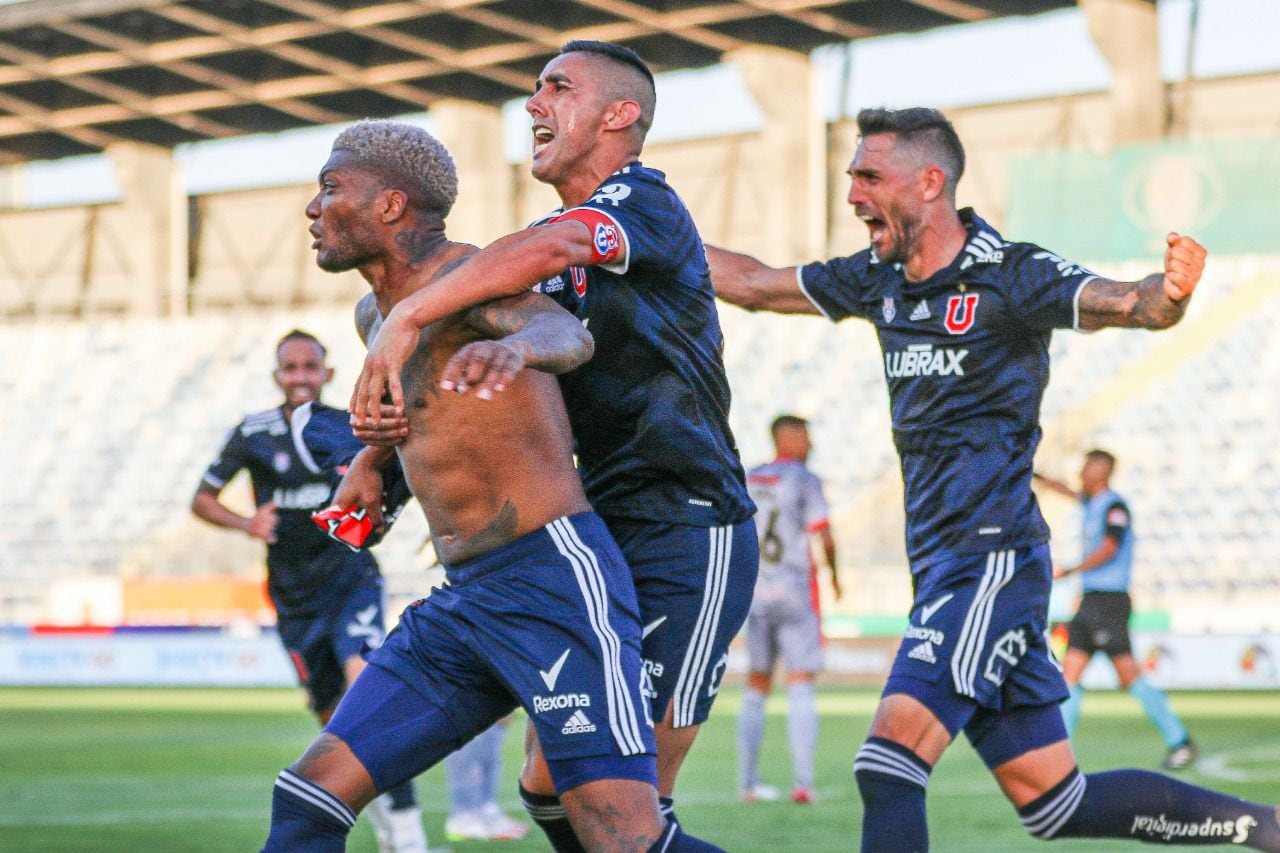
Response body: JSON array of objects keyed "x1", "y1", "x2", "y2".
[{"x1": 738, "y1": 415, "x2": 839, "y2": 804}]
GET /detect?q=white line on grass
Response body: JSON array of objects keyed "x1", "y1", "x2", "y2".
[{"x1": 1196, "y1": 741, "x2": 1280, "y2": 783}]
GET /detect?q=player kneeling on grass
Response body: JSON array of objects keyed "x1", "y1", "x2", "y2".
[{"x1": 261, "y1": 118, "x2": 722, "y2": 853}]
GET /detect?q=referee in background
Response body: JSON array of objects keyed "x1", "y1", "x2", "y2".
[{"x1": 1037, "y1": 449, "x2": 1197, "y2": 770}]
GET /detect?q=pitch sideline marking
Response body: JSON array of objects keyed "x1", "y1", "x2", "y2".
[{"x1": 1196, "y1": 741, "x2": 1280, "y2": 784}]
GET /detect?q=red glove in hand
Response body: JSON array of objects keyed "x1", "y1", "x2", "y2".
[{"x1": 312, "y1": 505, "x2": 374, "y2": 552}]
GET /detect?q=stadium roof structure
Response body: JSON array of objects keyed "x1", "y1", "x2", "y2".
[{"x1": 0, "y1": 0, "x2": 1075, "y2": 163}]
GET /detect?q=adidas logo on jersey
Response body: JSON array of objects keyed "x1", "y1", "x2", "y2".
[
  {"x1": 561, "y1": 710, "x2": 597, "y2": 735},
  {"x1": 908, "y1": 641, "x2": 937, "y2": 664},
  {"x1": 909, "y1": 300, "x2": 931, "y2": 321},
  {"x1": 884, "y1": 344, "x2": 968, "y2": 378},
  {"x1": 536, "y1": 275, "x2": 565, "y2": 293}
]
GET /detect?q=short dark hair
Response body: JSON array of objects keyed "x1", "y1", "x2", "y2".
[
  {"x1": 856, "y1": 107, "x2": 965, "y2": 197},
  {"x1": 276, "y1": 328, "x2": 327, "y2": 359},
  {"x1": 560, "y1": 39, "x2": 656, "y2": 135},
  {"x1": 561, "y1": 40, "x2": 654, "y2": 88},
  {"x1": 1085, "y1": 448, "x2": 1116, "y2": 470},
  {"x1": 770, "y1": 414, "x2": 809, "y2": 439}
]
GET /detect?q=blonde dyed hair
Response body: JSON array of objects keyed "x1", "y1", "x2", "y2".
[{"x1": 333, "y1": 119, "x2": 458, "y2": 217}]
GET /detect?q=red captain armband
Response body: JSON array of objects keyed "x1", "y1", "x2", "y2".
[
  {"x1": 550, "y1": 208, "x2": 624, "y2": 265},
  {"x1": 312, "y1": 505, "x2": 373, "y2": 552}
]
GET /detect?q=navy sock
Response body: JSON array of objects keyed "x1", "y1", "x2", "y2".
[
  {"x1": 854, "y1": 736, "x2": 932, "y2": 853},
  {"x1": 261, "y1": 769, "x2": 355, "y2": 853},
  {"x1": 520, "y1": 783, "x2": 586, "y2": 853},
  {"x1": 660, "y1": 795, "x2": 678, "y2": 827},
  {"x1": 648, "y1": 819, "x2": 724, "y2": 852},
  {"x1": 1019, "y1": 767, "x2": 1280, "y2": 849},
  {"x1": 386, "y1": 779, "x2": 417, "y2": 810}
]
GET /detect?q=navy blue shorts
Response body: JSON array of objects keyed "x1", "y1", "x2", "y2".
[
  {"x1": 276, "y1": 572, "x2": 385, "y2": 714},
  {"x1": 606, "y1": 517, "x2": 759, "y2": 728},
  {"x1": 885, "y1": 545, "x2": 1069, "y2": 763},
  {"x1": 329, "y1": 513, "x2": 656, "y2": 794}
]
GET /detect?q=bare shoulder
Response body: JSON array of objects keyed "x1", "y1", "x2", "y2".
[
  {"x1": 354, "y1": 292, "x2": 381, "y2": 345},
  {"x1": 430, "y1": 243, "x2": 479, "y2": 282}
]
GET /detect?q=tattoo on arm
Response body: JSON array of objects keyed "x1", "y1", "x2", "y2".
[
  {"x1": 465, "y1": 293, "x2": 593, "y2": 374},
  {"x1": 354, "y1": 293, "x2": 380, "y2": 345},
  {"x1": 1078, "y1": 274, "x2": 1188, "y2": 331}
]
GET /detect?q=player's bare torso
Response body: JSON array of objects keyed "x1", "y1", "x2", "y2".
[{"x1": 358, "y1": 256, "x2": 589, "y2": 566}]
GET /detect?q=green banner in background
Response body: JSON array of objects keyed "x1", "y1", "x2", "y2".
[{"x1": 1006, "y1": 137, "x2": 1280, "y2": 263}]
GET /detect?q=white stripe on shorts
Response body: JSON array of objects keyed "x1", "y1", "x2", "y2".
[
  {"x1": 950, "y1": 550, "x2": 1016, "y2": 697},
  {"x1": 671, "y1": 525, "x2": 732, "y2": 728},
  {"x1": 547, "y1": 517, "x2": 647, "y2": 756}
]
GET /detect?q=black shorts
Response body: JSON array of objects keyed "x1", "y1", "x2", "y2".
[{"x1": 1066, "y1": 591, "x2": 1132, "y2": 657}]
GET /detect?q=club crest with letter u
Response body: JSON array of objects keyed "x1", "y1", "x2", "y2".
[{"x1": 944, "y1": 293, "x2": 979, "y2": 334}]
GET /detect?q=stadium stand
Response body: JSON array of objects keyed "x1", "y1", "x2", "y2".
[
  {"x1": 0, "y1": 309, "x2": 434, "y2": 627},
  {"x1": 3, "y1": 257, "x2": 1275, "y2": 634}
]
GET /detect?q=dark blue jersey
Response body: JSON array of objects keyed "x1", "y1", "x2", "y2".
[
  {"x1": 531, "y1": 163, "x2": 754, "y2": 527},
  {"x1": 294, "y1": 401, "x2": 414, "y2": 540},
  {"x1": 799, "y1": 209, "x2": 1096, "y2": 571},
  {"x1": 200, "y1": 403, "x2": 377, "y2": 617}
]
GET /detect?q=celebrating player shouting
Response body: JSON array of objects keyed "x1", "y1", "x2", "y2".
[
  {"x1": 348, "y1": 41, "x2": 757, "y2": 850},
  {"x1": 709, "y1": 107, "x2": 1279, "y2": 851}
]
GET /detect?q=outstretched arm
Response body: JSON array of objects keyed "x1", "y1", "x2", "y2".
[
  {"x1": 351, "y1": 221, "x2": 603, "y2": 423},
  {"x1": 1077, "y1": 233, "x2": 1206, "y2": 331},
  {"x1": 439, "y1": 292, "x2": 595, "y2": 400},
  {"x1": 706, "y1": 246, "x2": 820, "y2": 315},
  {"x1": 1032, "y1": 472, "x2": 1080, "y2": 501}
]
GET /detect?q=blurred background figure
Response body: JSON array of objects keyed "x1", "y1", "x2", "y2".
[
  {"x1": 1037, "y1": 450, "x2": 1198, "y2": 770},
  {"x1": 738, "y1": 415, "x2": 839, "y2": 804},
  {"x1": 443, "y1": 719, "x2": 529, "y2": 843},
  {"x1": 191, "y1": 329, "x2": 428, "y2": 853}
]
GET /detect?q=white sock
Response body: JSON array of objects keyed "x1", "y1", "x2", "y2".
[
  {"x1": 737, "y1": 687, "x2": 767, "y2": 790},
  {"x1": 787, "y1": 680, "x2": 818, "y2": 791}
]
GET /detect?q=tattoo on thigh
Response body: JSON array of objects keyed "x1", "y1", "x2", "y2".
[{"x1": 293, "y1": 733, "x2": 341, "y2": 776}]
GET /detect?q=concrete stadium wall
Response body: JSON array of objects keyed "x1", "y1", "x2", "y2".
[{"x1": 1, "y1": 70, "x2": 1277, "y2": 319}]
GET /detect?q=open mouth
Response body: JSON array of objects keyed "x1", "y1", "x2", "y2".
[
  {"x1": 859, "y1": 214, "x2": 886, "y2": 244},
  {"x1": 532, "y1": 125, "x2": 555, "y2": 156}
]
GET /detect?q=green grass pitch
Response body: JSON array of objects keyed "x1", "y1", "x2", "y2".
[{"x1": 1, "y1": 687, "x2": 1277, "y2": 851}]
